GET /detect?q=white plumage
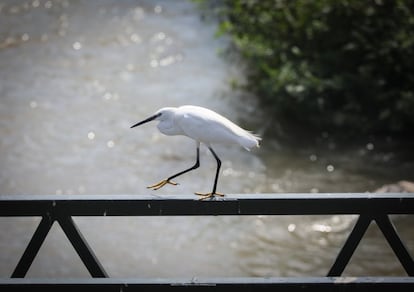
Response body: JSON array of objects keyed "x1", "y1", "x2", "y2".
[{"x1": 131, "y1": 105, "x2": 261, "y2": 199}]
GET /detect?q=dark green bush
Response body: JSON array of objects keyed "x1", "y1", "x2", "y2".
[{"x1": 198, "y1": 0, "x2": 414, "y2": 136}]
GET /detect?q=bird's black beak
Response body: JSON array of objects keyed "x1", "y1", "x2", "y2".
[{"x1": 130, "y1": 113, "x2": 161, "y2": 128}]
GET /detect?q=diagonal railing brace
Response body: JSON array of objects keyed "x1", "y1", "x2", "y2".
[
  {"x1": 327, "y1": 215, "x2": 372, "y2": 276},
  {"x1": 11, "y1": 213, "x2": 108, "y2": 278},
  {"x1": 57, "y1": 216, "x2": 108, "y2": 278},
  {"x1": 11, "y1": 215, "x2": 53, "y2": 278},
  {"x1": 328, "y1": 214, "x2": 414, "y2": 277},
  {"x1": 375, "y1": 215, "x2": 414, "y2": 276}
]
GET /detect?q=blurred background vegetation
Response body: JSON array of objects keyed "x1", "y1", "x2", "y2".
[{"x1": 195, "y1": 0, "x2": 414, "y2": 141}]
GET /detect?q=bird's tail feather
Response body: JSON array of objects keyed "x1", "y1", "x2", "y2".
[{"x1": 240, "y1": 131, "x2": 261, "y2": 151}]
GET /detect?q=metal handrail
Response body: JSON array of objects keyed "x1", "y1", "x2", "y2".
[{"x1": 0, "y1": 193, "x2": 413, "y2": 290}]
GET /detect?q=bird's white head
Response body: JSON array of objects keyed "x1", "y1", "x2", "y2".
[{"x1": 130, "y1": 107, "x2": 183, "y2": 136}]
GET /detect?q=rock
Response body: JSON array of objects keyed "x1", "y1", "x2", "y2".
[{"x1": 374, "y1": 180, "x2": 414, "y2": 193}]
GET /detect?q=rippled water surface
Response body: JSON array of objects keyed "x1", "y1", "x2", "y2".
[{"x1": 0, "y1": 0, "x2": 413, "y2": 278}]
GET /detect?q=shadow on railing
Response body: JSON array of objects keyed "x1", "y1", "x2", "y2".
[{"x1": 0, "y1": 193, "x2": 413, "y2": 290}]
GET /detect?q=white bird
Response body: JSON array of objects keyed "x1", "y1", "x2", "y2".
[{"x1": 131, "y1": 105, "x2": 261, "y2": 200}]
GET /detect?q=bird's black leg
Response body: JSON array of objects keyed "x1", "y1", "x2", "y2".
[
  {"x1": 195, "y1": 146, "x2": 225, "y2": 200},
  {"x1": 167, "y1": 145, "x2": 200, "y2": 181},
  {"x1": 209, "y1": 147, "x2": 221, "y2": 194},
  {"x1": 147, "y1": 143, "x2": 200, "y2": 190}
]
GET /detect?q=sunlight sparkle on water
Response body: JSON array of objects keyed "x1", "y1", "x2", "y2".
[
  {"x1": 159, "y1": 56, "x2": 175, "y2": 66},
  {"x1": 287, "y1": 223, "x2": 296, "y2": 232},
  {"x1": 366, "y1": 142, "x2": 374, "y2": 150},
  {"x1": 87, "y1": 131, "x2": 95, "y2": 140},
  {"x1": 312, "y1": 223, "x2": 332, "y2": 233},
  {"x1": 150, "y1": 59, "x2": 158, "y2": 68},
  {"x1": 44, "y1": 1, "x2": 52, "y2": 9},
  {"x1": 154, "y1": 5, "x2": 162, "y2": 14},
  {"x1": 153, "y1": 32, "x2": 166, "y2": 41},
  {"x1": 21, "y1": 33, "x2": 29, "y2": 41},
  {"x1": 309, "y1": 154, "x2": 317, "y2": 162},
  {"x1": 130, "y1": 33, "x2": 141, "y2": 43},
  {"x1": 73, "y1": 41, "x2": 82, "y2": 50}
]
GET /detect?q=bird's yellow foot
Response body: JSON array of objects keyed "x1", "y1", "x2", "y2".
[
  {"x1": 147, "y1": 179, "x2": 178, "y2": 190},
  {"x1": 195, "y1": 192, "x2": 225, "y2": 200}
]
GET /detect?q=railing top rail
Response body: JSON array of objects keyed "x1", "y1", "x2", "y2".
[{"x1": 1, "y1": 193, "x2": 413, "y2": 216}]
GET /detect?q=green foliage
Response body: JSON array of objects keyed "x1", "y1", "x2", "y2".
[{"x1": 198, "y1": 0, "x2": 414, "y2": 136}]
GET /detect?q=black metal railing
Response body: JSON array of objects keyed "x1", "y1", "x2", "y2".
[{"x1": 0, "y1": 193, "x2": 413, "y2": 291}]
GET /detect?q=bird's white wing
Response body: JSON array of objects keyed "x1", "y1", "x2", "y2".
[{"x1": 176, "y1": 106, "x2": 260, "y2": 150}]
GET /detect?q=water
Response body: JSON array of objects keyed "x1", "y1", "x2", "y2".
[{"x1": 0, "y1": 0, "x2": 413, "y2": 278}]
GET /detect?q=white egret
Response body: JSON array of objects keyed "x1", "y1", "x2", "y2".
[{"x1": 131, "y1": 105, "x2": 261, "y2": 200}]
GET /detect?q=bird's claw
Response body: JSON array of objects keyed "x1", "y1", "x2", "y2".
[
  {"x1": 147, "y1": 179, "x2": 178, "y2": 190},
  {"x1": 195, "y1": 192, "x2": 225, "y2": 200}
]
